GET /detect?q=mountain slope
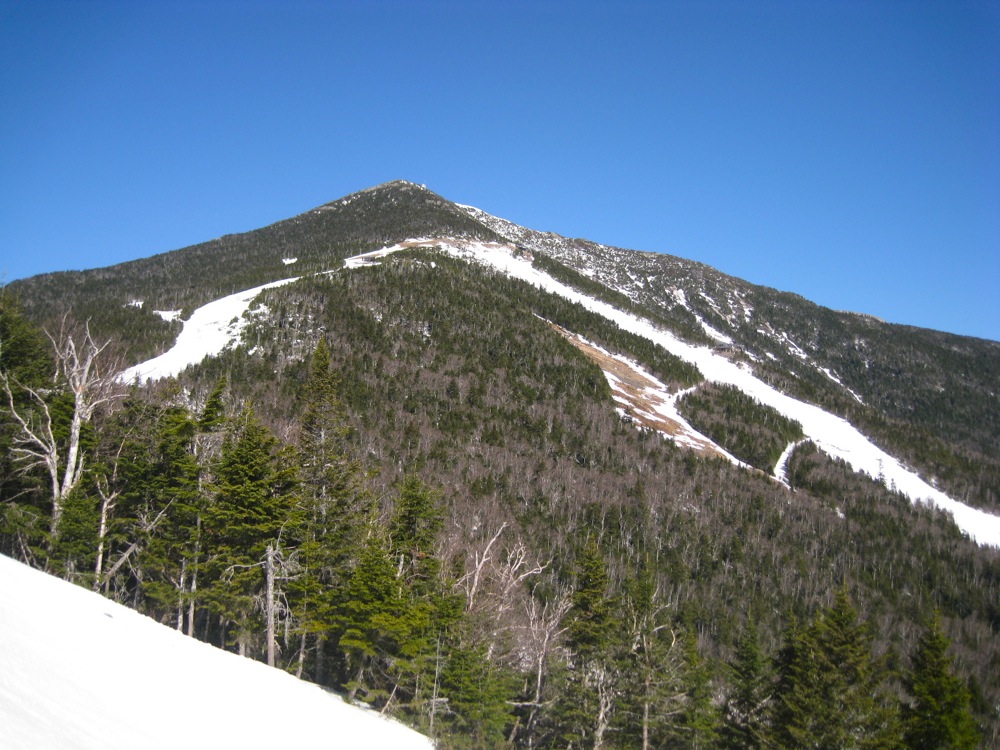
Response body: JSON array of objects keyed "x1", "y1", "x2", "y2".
[
  {"x1": 5, "y1": 180, "x2": 1000, "y2": 743},
  {"x1": 121, "y1": 236, "x2": 1000, "y2": 547},
  {"x1": 0, "y1": 554, "x2": 432, "y2": 750},
  {"x1": 458, "y1": 203, "x2": 1000, "y2": 513},
  {"x1": 8, "y1": 181, "x2": 501, "y2": 361}
]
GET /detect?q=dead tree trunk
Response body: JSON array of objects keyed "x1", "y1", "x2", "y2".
[{"x1": 265, "y1": 542, "x2": 276, "y2": 668}]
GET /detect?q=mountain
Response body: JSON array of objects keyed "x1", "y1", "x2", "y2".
[
  {"x1": 2, "y1": 180, "x2": 997, "y2": 746},
  {"x1": 0, "y1": 553, "x2": 432, "y2": 750}
]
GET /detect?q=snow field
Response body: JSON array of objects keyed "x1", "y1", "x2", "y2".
[{"x1": 0, "y1": 554, "x2": 433, "y2": 750}]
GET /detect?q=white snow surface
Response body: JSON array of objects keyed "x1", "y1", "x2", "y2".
[
  {"x1": 153, "y1": 309, "x2": 182, "y2": 322},
  {"x1": 120, "y1": 276, "x2": 301, "y2": 383},
  {"x1": 119, "y1": 237, "x2": 1000, "y2": 547},
  {"x1": 0, "y1": 554, "x2": 433, "y2": 750}
]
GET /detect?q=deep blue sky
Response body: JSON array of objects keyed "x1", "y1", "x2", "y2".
[{"x1": 2, "y1": 1, "x2": 998, "y2": 341}]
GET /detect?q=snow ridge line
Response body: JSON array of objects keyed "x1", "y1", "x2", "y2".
[{"x1": 120, "y1": 238, "x2": 1000, "y2": 547}]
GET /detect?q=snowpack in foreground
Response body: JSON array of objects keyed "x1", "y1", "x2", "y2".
[{"x1": 0, "y1": 554, "x2": 432, "y2": 750}]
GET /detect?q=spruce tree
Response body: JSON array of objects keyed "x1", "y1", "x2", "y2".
[
  {"x1": 437, "y1": 639, "x2": 515, "y2": 748},
  {"x1": 289, "y1": 339, "x2": 368, "y2": 678},
  {"x1": 902, "y1": 612, "x2": 979, "y2": 750},
  {"x1": 140, "y1": 405, "x2": 204, "y2": 630},
  {"x1": 770, "y1": 589, "x2": 900, "y2": 749},
  {"x1": 676, "y1": 629, "x2": 721, "y2": 749},
  {"x1": 720, "y1": 622, "x2": 771, "y2": 750},
  {"x1": 616, "y1": 562, "x2": 687, "y2": 750},
  {"x1": 558, "y1": 538, "x2": 620, "y2": 748},
  {"x1": 202, "y1": 406, "x2": 297, "y2": 656},
  {"x1": 336, "y1": 523, "x2": 425, "y2": 706}
]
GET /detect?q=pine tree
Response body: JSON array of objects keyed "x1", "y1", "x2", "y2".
[{"x1": 902, "y1": 612, "x2": 979, "y2": 750}]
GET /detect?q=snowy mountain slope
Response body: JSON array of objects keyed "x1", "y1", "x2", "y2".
[
  {"x1": 120, "y1": 237, "x2": 1000, "y2": 547},
  {"x1": 459, "y1": 202, "x2": 1000, "y2": 461},
  {"x1": 120, "y1": 275, "x2": 302, "y2": 382},
  {"x1": 0, "y1": 554, "x2": 433, "y2": 750}
]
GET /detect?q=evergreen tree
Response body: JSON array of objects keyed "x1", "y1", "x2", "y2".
[
  {"x1": 616, "y1": 561, "x2": 687, "y2": 749},
  {"x1": 770, "y1": 589, "x2": 900, "y2": 749},
  {"x1": 0, "y1": 297, "x2": 64, "y2": 567},
  {"x1": 390, "y1": 473, "x2": 445, "y2": 590},
  {"x1": 336, "y1": 524, "x2": 416, "y2": 704},
  {"x1": 139, "y1": 405, "x2": 205, "y2": 630},
  {"x1": 720, "y1": 622, "x2": 771, "y2": 750},
  {"x1": 437, "y1": 638, "x2": 516, "y2": 748},
  {"x1": 902, "y1": 612, "x2": 979, "y2": 750},
  {"x1": 288, "y1": 339, "x2": 369, "y2": 678},
  {"x1": 202, "y1": 406, "x2": 297, "y2": 656},
  {"x1": 386, "y1": 475, "x2": 462, "y2": 723},
  {"x1": 675, "y1": 629, "x2": 721, "y2": 749},
  {"x1": 198, "y1": 376, "x2": 228, "y2": 432},
  {"x1": 558, "y1": 538, "x2": 620, "y2": 748}
]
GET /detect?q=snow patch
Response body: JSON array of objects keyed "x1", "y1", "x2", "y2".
[
  {"x1": 282, "y1": 257, "x2": 298, "y2": 265},
  {"x1": 120, "y1": 275, "x2": 300, "y2": 383},
  {"x1": 773, "y1": 439, "x2": 808, "y2": 485}
]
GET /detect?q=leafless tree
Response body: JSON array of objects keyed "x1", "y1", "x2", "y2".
[{"x1": 1, "y1": 317, "x2": 124, "y2": 540}]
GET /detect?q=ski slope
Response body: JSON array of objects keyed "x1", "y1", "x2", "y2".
[
  {"x1": 0, "y1": 554, "x2": 433, "y2": 750},
  {"x1": 118, "y1": 238, "x2": 1000, "y2": 547}
]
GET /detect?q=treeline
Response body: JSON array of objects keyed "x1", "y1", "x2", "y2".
[{"x1": 2, "y1": 274, "x2": 997, "y2": 746}]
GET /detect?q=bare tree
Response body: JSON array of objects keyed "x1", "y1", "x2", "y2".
[{"x1": 1, "y1": 317, "x2": 124, "y2": 540}]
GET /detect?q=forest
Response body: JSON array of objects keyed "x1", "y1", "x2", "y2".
[{"x1": 1, "y1": 247, "x2": 994, "y2": 748}]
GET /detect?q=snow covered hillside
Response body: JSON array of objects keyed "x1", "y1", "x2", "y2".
[
  {"x1": 119, "y1": 238, "x2": 1000, "y2": 548},
  {"x1": 0, "y1": 554, "x2": 433, "y2": 750}
]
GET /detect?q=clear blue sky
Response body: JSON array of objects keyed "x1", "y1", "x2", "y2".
[{"x1": 1, "y1": 0, "x2": 998, "y2": 341}]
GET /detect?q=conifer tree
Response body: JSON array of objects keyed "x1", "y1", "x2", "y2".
[
  {"x1": 337, "y1": 524, "x2": 412, "y2": 704},
  {"x1": 202, "y1": 406, "x2": 297, "y2": 656},
  {"x1": 616, "y1": 561, "x2": 687, "y2": 749},
  {"x1": 559, "y1": 538, "x2": 620, "y2": 748},
  {"x1": 386, "y1": 475, "x2": 462, "y2": 721},
  {"x1": 0, "y1": 294, "x2": 52, "y2": 552},
  {"x1": 770, "y1": 589, "x2": 900, "y2": 749},
  {"x1": 289, "y1": 339, "x2": 368, "y2": 678},
  {"x1": 437, "y1": 638, "x2": 515, "y2": 748},
  {"x1": 198, "y1": 376, "x2": 227, "y2": 432},
  {"x1": 720, "y1": 622, "x2": 771, "y2": 750},
  {"x1": 902, "y1": 612, "x2": 979, "y2": 750},
  {"x1": 140, "y1": 405, "x2": 204, "y2": 630},
  {"x1": 675, "y1": 629, "x2": 721, "y2": 749}
]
